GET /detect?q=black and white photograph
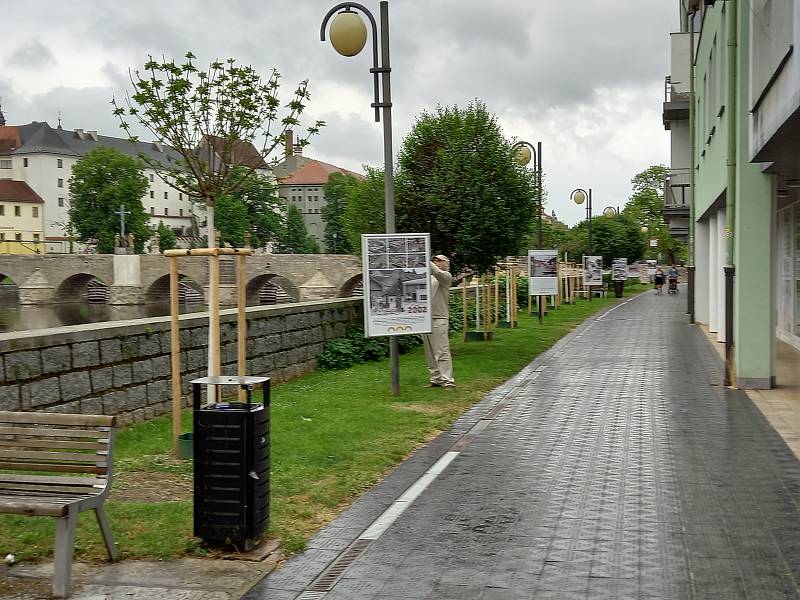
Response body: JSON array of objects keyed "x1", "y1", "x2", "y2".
[
  {"x1": 612, "y1": 258, "x2": 629, "y2": 281},
  {"x1": 529, "y1": 250, "x2": 559, "y2": 296},
  {"x1": 583, "y1": 255, "x2": 603, "y2": 286},
  {"x1": 362, "y1": 233, "x2": 432, "y2": 337}
]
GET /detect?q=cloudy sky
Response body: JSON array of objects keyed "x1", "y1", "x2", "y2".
[{"x1": 0, "y1": 1, "x2": 675, "y2": 225}]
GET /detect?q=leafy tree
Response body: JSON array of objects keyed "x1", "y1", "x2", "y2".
[
  {"x1": 113, "y1": 52, "x2": 323, "y2": 233},
  {"x1": 281, "y1": 205, "x2": 318, "y2": 253},
  {"x1": 156, "y1": 221, "x2": 177, "y2": 252},
  {"x1": 562, "y1": 216, "x2": 644, "y2": 266},
  {"x1": 396, "y1": 101, "x2": 536, "y2": 273},
  {"x1": 523, "y1": 218, "x2": 569, "y2": 252},
  {"x1": 218, "y1": 166, "x2": 286, "y2": 248},
  {"x1": 214, "y1": 195, "x2": 250, "y2": 247},
  {"x1": 342, "y1": 166, "x2": 387, "y2": 253},
  {"x1": 68, "y1": 147, "x2": 150, "y2": 254},
  {"x1": 322, "y1": 172, "x2": 359, "y2": 254},
  {"x1": 622, "y1": 165, "x2": 685, "y2": 264}
]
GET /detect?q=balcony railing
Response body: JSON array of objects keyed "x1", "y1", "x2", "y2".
[
  {"x1": 664, "y1": 168, "x2": 691, "y2": 209},
  {"x1": 664, "y1": 76, "x2": 690, "y2": 103}
]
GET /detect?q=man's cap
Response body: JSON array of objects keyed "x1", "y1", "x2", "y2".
[{"x1": 433, "y1": 254, "x2": 449, "y2": 263}]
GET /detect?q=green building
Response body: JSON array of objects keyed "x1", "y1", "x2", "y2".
[{"x1": 663, "y1": 0, "x2": 799, "y2": 388}]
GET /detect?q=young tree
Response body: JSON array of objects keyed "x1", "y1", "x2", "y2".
[
  {"x1": 68, "y1": 147, "x2": 150, "y2": 254},
  {"x1": 342, "y1": 166, "x2": 387, "y2": 253},
  {"x1": 281, "y1": 205, "x2": 319, "y2": 253},
  {"x1": 156, "y1": 221, "x2": 177, "y2": 252},
  {"x1": 322, "y1": 172, "x2": 358, "y2": 254},
  {"x1": 112, "y1": 52, "x2": 323, "y2": 234},
  {"x1": 396, "y1": 101, "x2": 536, "y2": 273}
]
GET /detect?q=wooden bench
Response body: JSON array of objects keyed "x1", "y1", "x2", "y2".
[{"x1": 0, "y1": 411, "x2": 118, "y2": 598}]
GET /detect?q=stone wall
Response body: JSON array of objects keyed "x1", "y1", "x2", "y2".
[{"x1": 0, "y1": 298, "x2": 361, "y2": 425}]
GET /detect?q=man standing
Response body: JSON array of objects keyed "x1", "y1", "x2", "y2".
[{"x1": 423, "y1": 254, "x2": 455, "y2": 388}]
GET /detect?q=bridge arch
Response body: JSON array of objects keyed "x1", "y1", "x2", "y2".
[
  {"x1": 0, "y1": 273, "x2": 20, "y2": 306},
  {"x1": 246, "y1": 274, "x2": 299, "y2": 305},
  {"x1": 54, "y1": 274, "x2": 110, "y2": 304},
  {"x1": 146, "y1": 274, "x2": 205, "y2": 304},
  {"x1": 338, "y1": 274, "x2": 363, "y2": 298}
]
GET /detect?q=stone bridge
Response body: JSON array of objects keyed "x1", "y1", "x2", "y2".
[{"x1": 0, "y1": 254, "x2": 363, "y2": 305}]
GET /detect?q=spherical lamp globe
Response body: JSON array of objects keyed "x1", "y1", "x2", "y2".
[
  {"x1": 603, "y1": 207, "x2": 617, "y2": 219},
  {"x1": 515, "y1": 146, "x2": 532, "y2": 166},
  {"x1": 329, "y1": 10, "x2": 368, "y2": 57},
  {"x1": 573, "y1": 190, "x2": 586, "y2": 205}
]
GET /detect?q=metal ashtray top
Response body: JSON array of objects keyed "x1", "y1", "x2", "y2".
[{"x1": 191, "y1": 376, "x2": 270, "y2": 386}]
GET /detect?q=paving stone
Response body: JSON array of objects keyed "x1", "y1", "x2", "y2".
[{"x1": 244, "y1": 292, "x2": 800, "y2": 600}]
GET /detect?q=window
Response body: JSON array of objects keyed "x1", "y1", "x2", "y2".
[
  {"x1": 0, "y1": 160, "x2": 11, "y2": 169},
  {"x1": 179, "y1": 193, "x2": 183, "y2": 201},
  {"x1": 150, "y1": 207, "x2": 155, "y2": 215},
  {"x1": 32, "y1": 207, "x2": 39, "y2": 218},
  {"x1": 179, "y1": 208, "x2": 184, "y2": 216},
  {"x1": 33, "y1": 233, "x2": 40, "y2": 242},
  {"x1": 0, "y1": 233, "x2": 4, "y2": 241},
  {"x1": 0, "y1": 206, "x2": 4, "y2": 216},
  {"x1": 58, "y1": 197, "x2": 64, "y2": 207},
  {"x1": 150, "y1": 190, "x2": 154, "y2": 198},
  {"x1": 14, "y1": 206, "x2": 21, "y2": 217},
  {"x1": 164, "y1": 192, "x2": 168, "y2": 199},
  {"x1": 57, "y1": 159, "x2": 63, "y2": 168},
  {"x1": 57, "y1": 178, "x2": 64, "y2": 188},
  {"x1": 15, "y1": 233, "x2": 21, "y2": 241},
  {"x1": 23, "y1": 158, "x2": 28, "y2": 167},
  {"x1": 164, "y1": 208, "x2": 169, "y2": 216},
  {"x1": 149, "y1": 174, "x2": 154, "y2": 182}
]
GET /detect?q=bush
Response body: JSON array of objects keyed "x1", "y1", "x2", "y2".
[{"x1": 318, "y1": 327, "x2": 423, "y2": 370}]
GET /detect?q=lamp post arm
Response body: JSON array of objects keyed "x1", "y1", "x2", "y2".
[{"x1": 320, "y1": 2, "x2": 382, "y2": 122}]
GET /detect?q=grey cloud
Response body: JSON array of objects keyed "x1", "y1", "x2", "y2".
[{"x1": 8, "y1": 39, "x2": 56, "y2": 69}]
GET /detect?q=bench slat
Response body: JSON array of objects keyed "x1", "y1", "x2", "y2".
[
  {"x1": 0, "y1": 497, "x2": 74, "y2": 517},
  {"x1": 0, "y1": 426, "x2": 110, "y2": 439},
  {"x1": 0, "y1": 411, "x2": 115, "y2": 428},
  {"x1": 0, "y1": 439, "x2": 107, "y2": 451},
  {"x1": 0, "y1": 483, "x2": 99, "y2": 495},
  {"x1": 0, "y1": 462, "x2": 107, "y2": 474},
  {"x1": 0, "y1": 473, "x2": 104, "y2": 486},
  {"x1": 0, "y1": 449, "x2": 107, "y2": 464}
]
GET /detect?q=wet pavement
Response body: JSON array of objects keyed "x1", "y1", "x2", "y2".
[{"x1": 245, "y1": 289, "x2": 800, "y2": 600}]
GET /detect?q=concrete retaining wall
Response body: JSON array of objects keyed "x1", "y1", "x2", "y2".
[{"x1": 0, "y1": 298, "x2": 361, "y2": 425}]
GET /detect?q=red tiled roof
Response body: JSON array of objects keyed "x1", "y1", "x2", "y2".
[
  {"x1": 278, "y1": 160, "x2": 362, "y2": 185},
  {"x1": 0, "y1": 126, "x2": 21, "y2": 155},
  {"x1": 0, "y1": 180, "x2": 44, "y2": 203}
]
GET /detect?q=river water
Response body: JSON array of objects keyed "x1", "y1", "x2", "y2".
[{"x1": 0, "y1": 300, "x2": 207, "y2": 334}]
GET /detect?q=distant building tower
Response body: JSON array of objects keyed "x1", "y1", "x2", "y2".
[{"x1": 0, "y1": 99, "x2": 6, "y2": 126}]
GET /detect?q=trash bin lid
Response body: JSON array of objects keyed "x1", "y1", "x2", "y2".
[{"x1": 191, "y1": 375, "x2": 270, "y2": 386}]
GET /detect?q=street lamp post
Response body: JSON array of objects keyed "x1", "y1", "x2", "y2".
[
  {"x1": 571, "y1": 188, "x2": 593, "y2": 301},
  {"x1": 321, "y1": 1, "x2": 400, "y2": 396},
  {"x1": 570, "y1": 188, "x2": 593, "y2": 254},
  {"x1": 512, "y1": 141, "x2": 543, "y2": 247},
  {"x1": 602, "y1": 206, "x2": 620, "y2": 220}
]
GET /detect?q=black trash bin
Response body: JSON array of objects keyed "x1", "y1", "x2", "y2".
[
  {"x1": 192, "y1": 376, "x2": 270, "y2": 551},
  {"x1": 613, "y1": 280, "x2": 624, "y2": 298}
]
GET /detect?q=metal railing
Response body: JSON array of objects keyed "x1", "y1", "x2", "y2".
[
  {"x1": 664, "y1": 76, "x2": 690, "y2": 103},
  {"x1": 664, "y1": 168, "x2": 692, "y2": 209}
]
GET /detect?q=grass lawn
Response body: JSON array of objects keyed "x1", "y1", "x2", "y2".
[{"x1": 0, "y1": 288, "x2": 646, "y2": 563}]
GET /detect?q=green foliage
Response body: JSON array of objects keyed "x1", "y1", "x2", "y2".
[
  {"x1": 214, "y1": 195, "x2": 250, "y2": 247},
  {"x1": 281, "y1": 205, "x2": 319, "y2": 253},
  {"x1": 343, "y1": 166, "x2": 387, "y2": 253},
  {"x1": 318, "y1": 327, "x2": 423, "y2": 370},
  {"x1": 396, "y1": 100, "x2": 536, "y2": 274},
  {"x1": 322, "y1": 172, "x2": 358, "y2": 254},
  {"x1": 68, "y1": 147, "x2": 150, "y2": 254},
  {"x1": 561, "y1": 216, "x2": 645, "y2": 266},
  {"x1": 523, "y1": 218, "x2": 570, "y2": 252},
  {"x1": 113, "y1": 52, "x2": 323, "y2": 208},
  {"x1": 219, "y1": 167, "x2": 286, "y2": 248},
  {"x1": 622, "y1": 164, "x2": 685, "y2": 263},
  {"x1": 156, "y1": 221, "x2": 177, "y2": 252}
]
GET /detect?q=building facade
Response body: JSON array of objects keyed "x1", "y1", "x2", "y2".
[
  {"x1": 0, "y1": 118, "x2": 197, "y2": 253},
  {"x1": 663, "y1": 0, "x2": 799, "y2": 388},
  {"x1": 0, "y1": 180, "x2": 45, "y2": 254}
]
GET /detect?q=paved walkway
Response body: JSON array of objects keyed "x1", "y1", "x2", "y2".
[{"x1": 245, "y1": 290, "x2": 800, "y2": 600}]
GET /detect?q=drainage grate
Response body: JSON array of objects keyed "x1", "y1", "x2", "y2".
[
  {"x1": 306, "y1": 538, "x2": 372, "y2": 592},
  {"x1": 297, "y1": 592, "x2": 328, "y2": 600}
]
